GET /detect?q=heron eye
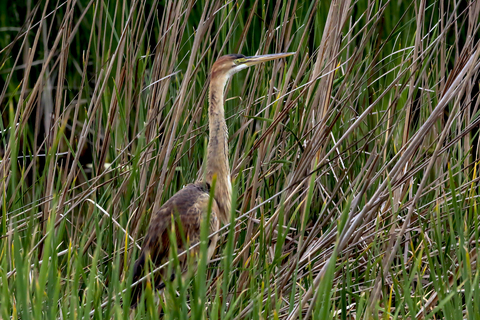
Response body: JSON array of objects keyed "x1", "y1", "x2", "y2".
[{"x1": 234, "y1": 58, "x2": 246, "y2": 65}]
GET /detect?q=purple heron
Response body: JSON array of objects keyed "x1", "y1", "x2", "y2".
[{"x1": 130, "y1": 52, "x2": 294, "y2": 307}]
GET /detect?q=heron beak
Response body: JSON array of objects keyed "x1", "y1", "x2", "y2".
[{"x1": 236, "y1": 52, "x2": 295, "y2": 67}]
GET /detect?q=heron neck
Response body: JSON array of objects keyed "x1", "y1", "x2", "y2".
[{"x1": 206, "y1": 76, "x2": 232, "y2": 224}]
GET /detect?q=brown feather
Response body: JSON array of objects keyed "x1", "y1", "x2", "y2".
[{"x1": 130, "y1": 182, "x2": 220, "y2": 307}]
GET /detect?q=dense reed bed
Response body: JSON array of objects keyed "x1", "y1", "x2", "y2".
[{"x1": 1, "y1": 0, "x2": 480, "y2": 318}]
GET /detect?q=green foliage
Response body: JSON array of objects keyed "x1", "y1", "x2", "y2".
[{"x1": 1, "y1": 0, "x2": 480, "y2": 319}]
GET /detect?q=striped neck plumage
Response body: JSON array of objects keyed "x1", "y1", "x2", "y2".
[{"x1": 205, "y1": 74, "x2": 232, "y2": 225}]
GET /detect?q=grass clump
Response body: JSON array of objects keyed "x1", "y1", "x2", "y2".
[{"x1": 1, "y1": 0, "x2": 480, "y2": 319}]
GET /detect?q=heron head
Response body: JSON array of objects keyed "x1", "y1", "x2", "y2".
[{"x1": 211, "y1": 52, "x2": 295, "y2": 83}]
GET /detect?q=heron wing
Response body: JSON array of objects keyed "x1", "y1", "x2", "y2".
[{"x1": 130, "y1": 182, "x2": 220, "y2": 307}]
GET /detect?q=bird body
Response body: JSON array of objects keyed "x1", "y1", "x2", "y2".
[
  {"x1": 132, "y1": 182, "x2": 219, "y2": 292},
  {"x1": 131, "y1": 52, "x2": 294, "y2": 307}
]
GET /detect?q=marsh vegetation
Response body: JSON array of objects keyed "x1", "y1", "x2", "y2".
[{"x1": 1, "y1": 0, "x2": 480, "y2": 319}]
